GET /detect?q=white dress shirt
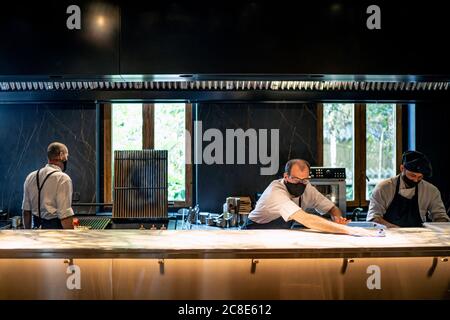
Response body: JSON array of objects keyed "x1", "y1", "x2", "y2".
[
  {"x1": 367, "y1": 175, "x2": 449, "y2": 223},
  {"x1": 22, "y1": 164, "x2": 75, "y2": 220},
  {"x1": 249, "y1": 179, "x2": 335, "y2": 224}
]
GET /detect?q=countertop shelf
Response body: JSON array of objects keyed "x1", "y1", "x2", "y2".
[{"x1": 0, "y1": 228, "x2": 449, "y2": 259}]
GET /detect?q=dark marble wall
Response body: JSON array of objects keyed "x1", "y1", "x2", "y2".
[
  {"x1": 196, "y1": 103, "x2": 319, "y2": 213},
  {"x1": 415, "y1": 103, "x2": 450, "y2": 213},
  {"x1": 0, "y1": 104, "x2": 97, "y2": 217}
]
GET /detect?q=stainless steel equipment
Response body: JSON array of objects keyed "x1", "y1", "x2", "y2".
[
  {"x1": 308, "y1": 167, "x2": 347, "y2": 214},
  {"x1": 76, "y1": 216, "x2": 111, "y2": 230},
  {"x1": 113, "y1": 150, "x2": 168, "y2": 219},
  {"x1": 10, "y1": 216, "x2": 22, "y2": 229}
]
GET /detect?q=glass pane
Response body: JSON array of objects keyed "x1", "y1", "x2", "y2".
[
  {"x1": 366, "y1": 104, "x2": 396, "y2": 199},
  {"x1": 323, "y1": 103, "x2": 355, "y2": 201},
  {"x1": 111, "y1": 103, "x2": 143, "y2": 191},
  {"x1": 154, "y1": 103, "x2": 186, "y2": 201}
]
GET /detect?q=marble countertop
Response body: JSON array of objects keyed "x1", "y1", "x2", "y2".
[{"x1": 0, "y1": 228, "x2": 449, "y2": 259}]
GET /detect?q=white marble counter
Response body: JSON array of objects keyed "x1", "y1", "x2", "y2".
[{"x1": 0, "y1": 228, "x2": 449, "y2": 258}]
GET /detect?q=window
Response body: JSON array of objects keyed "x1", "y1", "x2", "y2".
[
  {"x1": 323, "y1": 103, "x2": 355, "y2": 201},
  {"x1": 321, "y1": 103, "x2": 402, "y2": 207},
  {"x1": 154, "y1": 103, "x2": 187, "y2": 201},
  {"x1": 366, "y1": 104, "x2": 397, "y2": 199},
  {"x1": 103, "y1": 103, "x2": 192, "y2": 207},
  {"x1": 111, "y1": 104, "x2": 143, "y2": 191}
]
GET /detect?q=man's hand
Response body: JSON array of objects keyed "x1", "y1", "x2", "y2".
[
  {"x1": 329, "y1": 206, "x2": 350, "y2": 225},
  {"x1": 373, "y1": 217, "x2": 399, "y2": 228},
  {"x1": 433, "y1": 218, "x2": 449, "y2": 222},
  {"x1": 60, "y1": 216, "x2": 74, "y2": 229},
  {"x1": 332, "y1": 215, "x2": 351, "y2": 225}
]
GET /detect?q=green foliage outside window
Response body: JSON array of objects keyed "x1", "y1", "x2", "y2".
[
  {"x1": 112, "y1": 103, "x2": 186, "y2": 202},
  {"x1": 323, "y1": 103, "x2": 355, "y2": 201},
  {"x1": 154, "y1": 104, "x2": 186, "y2": 201},
  {"x1": 323, "y1": 103, "x2": 396, "y2": 202}
]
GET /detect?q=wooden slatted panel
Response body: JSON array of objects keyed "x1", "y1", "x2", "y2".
[{"x1": 113, "y1": 150, "x2": 168, "y2": 219}]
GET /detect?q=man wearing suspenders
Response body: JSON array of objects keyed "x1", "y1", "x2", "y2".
[{"x1": 22, "y1": 142, "x2": 75, "y2": 229}]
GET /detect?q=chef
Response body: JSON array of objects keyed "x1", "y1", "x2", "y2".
[
  {"x1": 22, "y1": 142, "x2": 75, "y2": 229},
  {"x1": 367, "y1": 150, "x2": 449, "y2": 228},
  {"x1": 246, "y1": 159, "x2": 377, "y2": 236}
]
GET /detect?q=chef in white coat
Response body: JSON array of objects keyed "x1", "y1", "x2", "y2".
[
  {"x1": 22, "y1": 142, "x2": 75, "y2": 229},
  {"x1": 246, "y1": 159, "x2": 377, "y2": 236}
]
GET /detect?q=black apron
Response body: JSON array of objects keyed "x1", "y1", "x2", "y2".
[
  {"x1": 32, "y1": 169, "x2": 63, "y2": 229},
  {"x1": 383, "y1": 177, "x2": 423, "y2": 228}
]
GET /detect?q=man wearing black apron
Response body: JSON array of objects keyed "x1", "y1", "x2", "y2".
[
  {"x1": 382, "y1": 176, "x2": 422, "y2": 227},
  {"x1": 367, "y1": 151, "x2": 449, "y2": 227},
  {"x1": 244, "y1": 159, "x2": 378, "y2": 237},
  {"x1": 21, "y1": 142, "x2": 75, "y2": 229}
]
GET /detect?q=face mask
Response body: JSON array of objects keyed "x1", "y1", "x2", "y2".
[
  {"x1": 402, "y1": 173, "x2": 418, "y2": 188},
  {"x1": 284, "y1": 181, "x2": 307, "y2": 197}
]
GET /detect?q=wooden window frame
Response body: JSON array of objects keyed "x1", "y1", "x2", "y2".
[
  {"x1": 317, "y1": 103, "x2": 403, "y2": 209},
  {"x1": 102, "y1": 102, "x2": 193, "y2": 209}
]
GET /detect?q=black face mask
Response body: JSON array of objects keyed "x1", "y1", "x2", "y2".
[
  {"x1": 284, "y1": 181, "x2": 307, "y2": 197},
  {"x1": 62, "y1": 160, "x2": 68, "y2": 172},
  {"x1": 402, "y1": 173, "x2": 418, "y2": 188}
]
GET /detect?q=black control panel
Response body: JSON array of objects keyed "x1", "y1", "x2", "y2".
[{"x1": 310, "y1": 167, "x2": 346, "y2": 179}]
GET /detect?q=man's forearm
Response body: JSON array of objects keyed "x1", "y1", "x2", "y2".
[
  {"x1": 22, "y1": 210, "x2": 31, "y2": 229},
  {"x1": 291, "y1": 210, "x2": 352, "y2": 235},
  {"x1": 328, "y1": 206, "x2": 343, "y2": 218}
]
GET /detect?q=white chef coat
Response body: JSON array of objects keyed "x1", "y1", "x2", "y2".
[
  {"x1": 367, "y1": 175, "x2": 450, "y2": 223},
  {"x1": 248, "y1": 179, "x2": 335, "y2": 224},
  {"x1": 22, "y1": 164, "x2": 75, "y2": 220}
]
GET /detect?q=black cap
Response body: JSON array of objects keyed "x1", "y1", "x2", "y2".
[{"x1": 402, "y1": 150, "x2": 432, "y2": 177}]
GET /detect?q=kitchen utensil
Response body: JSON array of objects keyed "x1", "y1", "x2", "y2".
[
  {"x1": 10, "y1": 216, "x2": 22, "y2": 229},
  {"x1": 237, "y1": 213, "x2": 249, "y2": 227},
  {"x1": 199, "y1": 212, "x2": 210, "y2": 224},
  {"x1": 205, "y1": 217, "x2": 216, "y2": 226},
  {"x1": 215, "y1": 218, "x2": 228, "y2": 228}
]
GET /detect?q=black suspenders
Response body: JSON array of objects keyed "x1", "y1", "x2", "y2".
[{"x1": 35, "y1": 169, "x2": 59, "y2": 222}]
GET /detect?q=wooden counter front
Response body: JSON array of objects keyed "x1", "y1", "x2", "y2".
[{"x1": 0, "y1": 229, "x2": 449, "y2": 299}]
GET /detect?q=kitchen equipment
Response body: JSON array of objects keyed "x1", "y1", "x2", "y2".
[
  {"x1": 205, "y1": 217, "x2": 216, "y2": 226},
  {"x1": 236, "y1": 196, "x2": 252, "y2": 227},
  {"x1": 188, "y1": 204, "x2": 200, "y2": 225},
  {"x1": 215, "y1": 218, "x2": 228, "y2": 228},
  {"x1": 178, "y1": 208, "x2": 189, "y2": 229},
  {"x1": 10, "y1": 216, "x2": 22, "y2": 229},
  {"x1": 75, "y1": 216, "x2": 111, "y2": 230},
  {"x1": 226, "y1": 197, "x2": 240, "y2": 214},
  {"x1": 199, "y1": 212, "x2": 210, "y2": 224},
  {"x1": 113, "y1": 150, "x2": 168, "y2": 220},
  {"x1": 225, "y1": 197, "x2": 240, "y2": 228},
  {"x1": 347, "y1": 221, "x2": 386, "y2": 229},
  {"x1": 309, "y1": 167, "x2": 347, "y2": 215},
  {"x1": 350, "y1": 207, "x2": 364, "y2": 221},
  {"x1": 228, "y1": 214, "x2": 238, "y2": 227}
]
